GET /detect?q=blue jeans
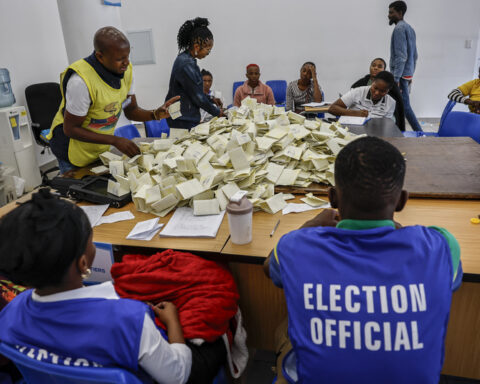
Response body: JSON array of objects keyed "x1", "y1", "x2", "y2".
[
  {"x1": 57, "y1": 158, "x2": 77, "y2": 174},
  {"x1": 399, "y1": 78, "x2": 423, "y2": 132}
]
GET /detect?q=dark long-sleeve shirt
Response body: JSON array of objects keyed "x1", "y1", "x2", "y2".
[{"x1": 165, "y1": 51, "x2": 220, "y2": 129}]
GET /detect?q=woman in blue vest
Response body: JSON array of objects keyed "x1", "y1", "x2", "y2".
[
  {"x1": 165, "y1": 17, "x2": 223, "y2": 136},
  {"x1": 0, "y1": 189, "x2": 193, "y2": 383}
]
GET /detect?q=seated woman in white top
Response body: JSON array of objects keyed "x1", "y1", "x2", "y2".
[
  {"x1": 328, "y1": 71, "x2": 396, "y2": 120},
  {"x1": 286, "y1": 62, "x2": 323, "y2": 113},
  {"x1": 0, "y1": 189, "x2": 191, "y2": 383}
]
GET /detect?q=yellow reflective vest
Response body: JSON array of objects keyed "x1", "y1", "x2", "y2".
[{"x1": 49, "y1": 59, "x2": 133, "y2": 167}]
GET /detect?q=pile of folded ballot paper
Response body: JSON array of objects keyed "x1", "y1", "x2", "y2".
[{"x1": 97, "y1": 97, "x2": 365, "y2": 216}]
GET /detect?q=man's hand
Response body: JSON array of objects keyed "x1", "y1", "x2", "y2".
[
  {"x1": 213, "y1": 97, "x2": 223, "y2": 108},
  {"x1": 151, "y1": 302, "x2": 180, "y2": 326},
  {"x1": 300, "y1": 208, "x2": 339, "y2": 229},
  {"x1": 112, "y1": 136, "x2": 140, "y2": 157},
  {"x1": 153, "y1": 96, "x2": 181, "y2": 120}
]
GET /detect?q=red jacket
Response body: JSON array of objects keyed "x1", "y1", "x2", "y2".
[{"x1": 111, "y1": 249, "x2": 239, "y2": 342}]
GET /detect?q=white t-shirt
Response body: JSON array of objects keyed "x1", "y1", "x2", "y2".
[
  {"x1": 65, "y1": 73, "x2": 135, "y2": 117},
  {"x1": 341, "y1": 86, "x2": 396, "y2": 119},
  {"x1": 32, "y1": 282, "x2": 191, "y2": 384}
]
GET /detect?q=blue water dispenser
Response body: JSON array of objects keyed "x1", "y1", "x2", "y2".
[{"x1": 0, "y1": 69, "x2": 16, "y2": 108}]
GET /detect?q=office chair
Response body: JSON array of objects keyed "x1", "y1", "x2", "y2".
[
  {"x1": 0, "y1": 342, "x2": 151, "y2": 384},
  {"x1": 144, "y1": 119, "x2": 169, "y2": 137},
  {"x1": 439, "y1": 99, "x2": 456, "y2": 129},
  {"x1": 24, "y1": 82, "x2": 62, "y2": 180},
  {"x1": 114, "y1": 124, "x2": 141, "y2": 140},
  {"x1": 24, "y1": 82, "x2": 62, "y2": 152},
  {"x1": 438, "y1": 110, "x2": 480, "y2": 143},
  {"x1": 266, "y1": 80, "x2": 287, "y2": 107}
]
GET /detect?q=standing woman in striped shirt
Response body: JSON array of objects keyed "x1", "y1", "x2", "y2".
[{"x1": 285, "y1": 62, "x2": 323, "y2": 113}]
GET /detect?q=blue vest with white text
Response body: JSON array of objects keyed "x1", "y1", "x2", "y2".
[
  {"x1": 276, "y1": 225, "x2": 453, "y2": 384},
  {"x1": 0, "y1": 290, "x2": 151, "y2": 371}
]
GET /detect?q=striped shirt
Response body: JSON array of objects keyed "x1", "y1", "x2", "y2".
[{"x1": 285, "y1": 81, "x2": 322, "y2": 113}]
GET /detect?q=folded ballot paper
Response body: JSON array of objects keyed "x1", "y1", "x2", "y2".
[
  {"x1": 126, "y1": 218, "x2": 164, "y2": 241},
  {"x1": 168, "y1": 101, "x2": 182, "y2": 120}
]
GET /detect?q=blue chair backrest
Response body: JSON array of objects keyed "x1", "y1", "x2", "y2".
[
  {"x1": 232, "y1": 81, "x2": 243, "y2": 100},
  {"x1": 144, "y1": 119, "x2": 169, "y2": 138},
  {"x1": 114, "y1": 124, "x2": 141, "y2": 140},
  {"x1": 266, "y1": 80, "x2": 287, "y2": 105},
  {"x1": 439, "y1": 100, "x2": 456, "y2": 129},
  {"x1": 438, "y1": 111, "x2": 480, "y2": 143},
  {"x1": 0, "y1": 343, "x2": 150, "y2": 384}
]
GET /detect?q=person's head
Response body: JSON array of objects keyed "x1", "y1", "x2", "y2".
[
  {"x1": 0, "y1": 189, "x2": 95, "y2": 290},
  {"x1": 94, "y1": 26, "x2": 130, "y2": 75},
  {"x1": 370, "y1": 71, "x2": 395, "y2": 102},
  {"x1": 388, "y1": 1, "x2": 407, "y2": 25},
  {"x1": 369, "y1": 58, "x2": 387, "y2": 78},
  {"x1": 201, "y1": 69, "x2": 213, "y2": 94},
  {"x1": 246, "y1": 64, "x2": 260, "y2": 87},
  {"x1": 177, "y1": 17, "x2": 213, "y2": 60},
  {"x1": 329, "y1": 137, "x2": 408, "y2": 220},
  {"x1": 300, "y1": 62, "x2": 316, "y2": 82}
]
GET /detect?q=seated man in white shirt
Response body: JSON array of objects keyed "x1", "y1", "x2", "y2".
[{"x1": 328, "y1": 71, "x2": 396, "y2": 120}]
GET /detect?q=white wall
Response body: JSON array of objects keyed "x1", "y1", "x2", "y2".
[
  {"x1": 120, "y1": 0, "x2": 480, "y2": 118},
  {"x1": 0, "y1": 0, "x2": 68, "y2": 166}
]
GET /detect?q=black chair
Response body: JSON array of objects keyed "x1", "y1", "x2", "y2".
[{"x1": 25, "y1": 82, "x2": 62, "y2": 178}]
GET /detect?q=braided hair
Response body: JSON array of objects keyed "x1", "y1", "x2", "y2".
[
  {"x1": 0, "y1": 189, "x2": 92, "y2": 288},
  {"x1": 334, "y1": 137, "x2": 406, "y2": 211},
  {"x1": 177, "y1": 17, "x2": 213, "y2": 52}
]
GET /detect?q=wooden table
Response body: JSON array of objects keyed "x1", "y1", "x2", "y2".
[
  {"x1": 278, "y1": 137, "x2": 480, "y2": 200},
  {"x1": 92, "y1": 203, "x2": 231, "y2": 255},
  {"x1": 304, "y1": 105, "x2": 330, "y2": 114}
]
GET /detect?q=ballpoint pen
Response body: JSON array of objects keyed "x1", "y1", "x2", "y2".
[{"x1": 270, "y1": 219, "x2": 280, "y2": 237}]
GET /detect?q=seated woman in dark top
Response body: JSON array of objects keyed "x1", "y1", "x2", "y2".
[
  {"x1": 351, "y1": 58, "x2": 405, "y2": 131},
  {"x1": 165, "y1": 17, "x2": 223, "y2": 135}
]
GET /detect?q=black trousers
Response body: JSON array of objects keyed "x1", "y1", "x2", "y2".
[{"x1": 186, "y1": 338, "x2": 227, "y2": 384}]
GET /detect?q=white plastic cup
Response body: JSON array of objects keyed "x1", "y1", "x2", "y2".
[{"x1": 226, "y1": 196, "x2": 253, "y2": 245}]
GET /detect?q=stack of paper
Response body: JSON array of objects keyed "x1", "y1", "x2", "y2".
[{"x1": 160, "y1": 207, "x2": 225, "y2": 238}]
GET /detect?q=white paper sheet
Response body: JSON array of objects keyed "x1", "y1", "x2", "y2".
[
  {"x1": 126, "y1": 218, "x2": 164, "y2": 241},
  {"x1": 97, "y1": 211, "x2": 135, "y2": 225},
  {"x1": 160, "y1": 207, "x2": 226, "y2": 238},
  {"x1": 80, "y1": 204, "x2": 110, "y2": 227},
  {"x1": 301, "y1": 102, "x2": 331, "y2": 107},
  {"x1": 338, "y1": 116, "x2": 369, "y2": 125},
  {"x1": 282, "y1": 203, "x2": 330, "y2": 215}
]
